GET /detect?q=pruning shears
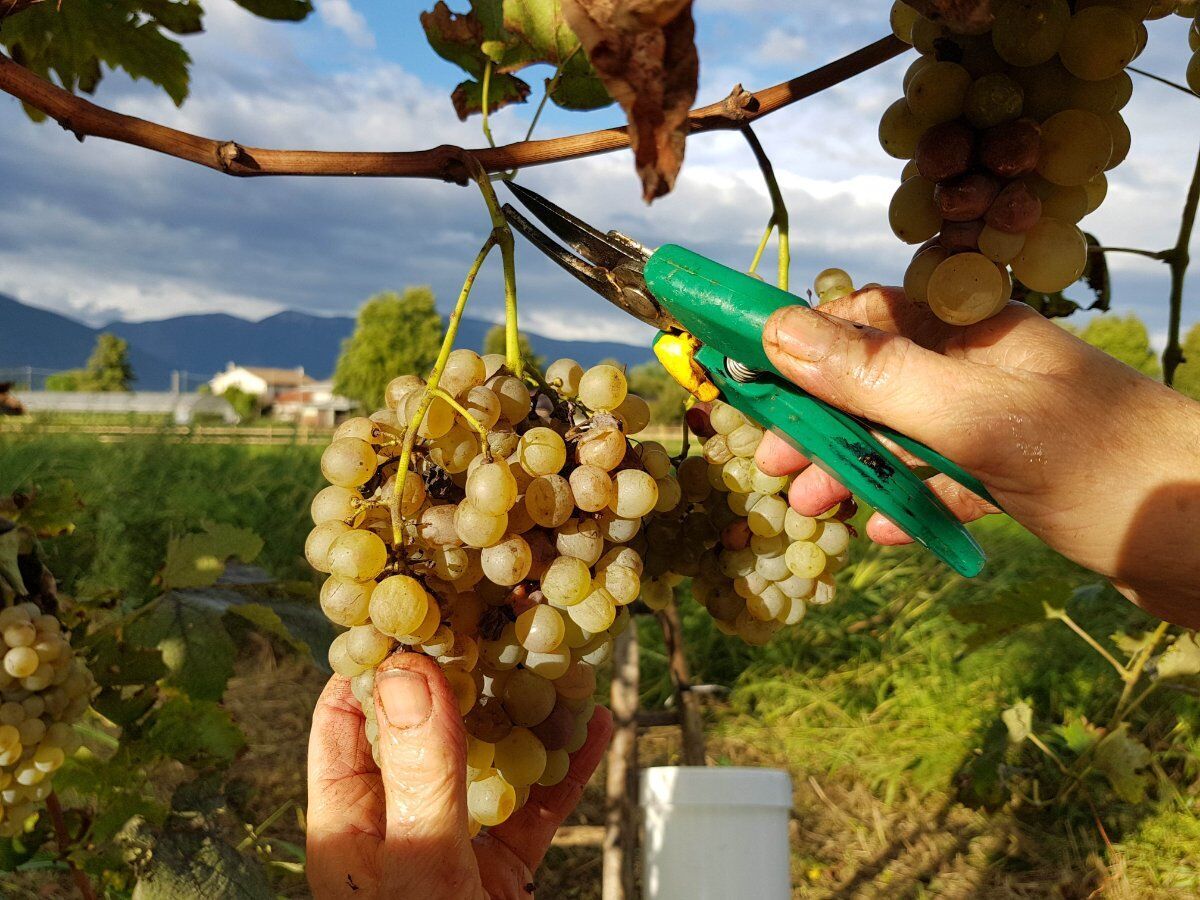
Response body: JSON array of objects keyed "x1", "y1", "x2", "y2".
[{"x1": 502, "y1": 182, "x2": 994, "y2": 578}]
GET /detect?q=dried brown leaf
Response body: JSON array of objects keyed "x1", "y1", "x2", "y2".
[{"x1": 560, "y1": 0, "x2": 698, "y2": 201}]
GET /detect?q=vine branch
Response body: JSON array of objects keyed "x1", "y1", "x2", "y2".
[
  {"x1": 1128, "y1": 66, "x2": 1200, "y2": 101},
  {"x1": 45, "y1": 792, "x2": 96, "y2": 900},
  {"x1": 1163, "y1": 138, "x2": 1200, "y2": 385},
  {"x1": 741, "y1": 123, "x2": 790, "y2": 291},
  {"x1": 0, "y1": 37, "x2": 907, "y2": 182}
]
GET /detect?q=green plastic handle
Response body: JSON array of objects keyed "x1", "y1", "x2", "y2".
[{"x1": 644, "y1": 244, "x2": 988, "y2": 578}]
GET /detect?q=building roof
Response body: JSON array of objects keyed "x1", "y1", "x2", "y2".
[{"x1": 238, "y1": 366, "x2": 314, "y2": 387}]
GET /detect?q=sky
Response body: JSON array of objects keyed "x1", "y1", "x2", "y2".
[{"x1": 1, "y1": 1, "x2": 1198, "y2": 350}]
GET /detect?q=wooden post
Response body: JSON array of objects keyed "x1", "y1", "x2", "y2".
[
  {"x1": 603, "y1": 621, "x2": 639, "y2": 900},
  {"x1": 656, "y1": 601, "x2": 706, "y2": 766}
]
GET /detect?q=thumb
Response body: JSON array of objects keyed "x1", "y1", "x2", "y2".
[
  {"x1": 764, "y1": 304, "x2": 987, "y2": 454},
  {"x1": 373, "y1": 652, "x2": 482, "y2": 898}
]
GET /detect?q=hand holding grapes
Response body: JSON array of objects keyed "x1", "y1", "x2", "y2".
[
  {"x1": 758, "y1": 287, "x2": 1200, "y2": 628},
  {"x1": 307, "y1": 652, "x2": 612, "y2": 900}
]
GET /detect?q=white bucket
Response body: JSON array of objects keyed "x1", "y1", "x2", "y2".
[{"x1": 639, "y1": 766, "x2": 793, "y2": 900}]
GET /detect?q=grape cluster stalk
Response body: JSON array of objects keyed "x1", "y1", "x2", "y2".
[
  {"x1": 0, "y1": 604, "x2": 92, "y2": 835},
  {"x1": 885, "y1": 0, "x2": 1171, "y2": 325},
  {"x1": 309, "y1": 353, "x2": 679, "y2": 832}
]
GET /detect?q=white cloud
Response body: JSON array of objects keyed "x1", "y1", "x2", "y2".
[
  {"x1": 315, "y1": 0, "x2": 375, "y2": 50},
  {"x1": 757, "y1": 28, "x2": 808, "y2": 64}
]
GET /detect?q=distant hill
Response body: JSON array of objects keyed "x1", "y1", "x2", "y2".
[{"x1": 0, "y1": 294, "x2": 653, "y2": 390}]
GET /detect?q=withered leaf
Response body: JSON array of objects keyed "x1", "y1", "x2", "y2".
[{"x1": 560, "y1": 0, "x2": 698, "y2": 201}]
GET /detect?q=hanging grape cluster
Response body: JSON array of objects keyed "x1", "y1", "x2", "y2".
[
  {"x1": 637, "y1": 400, "x2": 850, "y2": 645},
  {"x1": 1182, "y1": 1, "x2": 1200, "y2": 92},
  {"x1": 884, "y1": 0, "x2": 1166, "y2": 325},
  {"x1": 0, "y1": 604, "x2": 92, "y2": 836},
  {"x1": 308, "y1": 353, "x2": 672, "y2": 833}
]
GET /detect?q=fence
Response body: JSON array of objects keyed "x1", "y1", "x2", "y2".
[{"x1": 0, "y1": 420, "x2": 331, "y2": 446}]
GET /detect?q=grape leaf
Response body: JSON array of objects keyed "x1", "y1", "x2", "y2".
[
  {"x1": 0, "y1": 525, "x2": 26, "y2": 596},
  {"x1": 1053, "y1": 713, "x2": 1099, "y2": 755},
  {"x1": 227, "y1": 0, "x2": 312, "y2": 21},
  {"x1": 225, "y1": 602, "x2": 310, "y2": 655},
  {"x1": 949, "y1": 577, "x2": 1070, "y2": 650},
  {"x1": 145, "y1": 695, "x2": 245, "y2": 764},
  {"x1": 13, "y1": 479, "x2": 82, "y2": 539},
  {"x1": 1112, "y1": 630, "x2": 1160, "y2": 657},
  {"x1": 1092, "y1": 724, "x2": 1151, "y2": 803},
  {"x1": 451, "y1": 72, "x2": 532, "y2": 120},
  {"x1": 127, "y1": 593, "x2": 236, "y2": 702},
  {"x1": 1155, "y1": 632, "x2": 1200, "y2": 680},
  {"x1": 158, "y1": 522, "x2": 263, "y2": 591},
  {"x1": 1001, "y1": 700, "x2": 1033, "y2": 744},
  {"x1": 126, "y1": 816, "x2": 271, "y2": 900},
  {"x1": 560, "y1": 0, "x2": 697, "y2": 200}
]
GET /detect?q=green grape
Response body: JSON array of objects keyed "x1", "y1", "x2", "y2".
[
  {"x1": 978, "y1": 226, "x2": 1026, "y2": 264},
  {"x1": 526, "y1": 474, "x2": 574, "y2": 527},
  {"x1": 1036, "y1": 109, "x2": 1112, "y2": 186},
  {"x1": 815, "y1": 521, "x2": 852, "y2": 556},
  {"x1": 327, "y1": 529, "x2": 389, "y2": 582},
  {"x1": 480, "y1": 534, "x2": 532, "y2": 586},
  {"x1": 991, "y1": 0, "x2": 1071, "y2": 67},
  {"x1": 813, "y1": 268, "x2": 854, "y2": 303},
  {"x1": 747, "y1": 495, "x2": 788, "y2": 538},
  {"x1": 517, "y1": 427, "x2": 567, "y2": 476},
  {"x1": 1059, "y1": 7, "x2": 1139, "y2": 81},
  {"x1": 467, "y1": 769, "x2": 517, "y2": 826},
  {"x1": 1011, "y1": 217, "x2": 1088, "y2": 292},
  {"x1": 608, "y1": 469, "x2": 659, "y2": 519},
  {"x1": 964, "y1": 72, "x2": 1024, "y2": 129},
  {"x1": 545, "y1": 358, "x2": 583, "y2": 397},
  {"x1": 904, "y1": 244, "x2": 950, "y2": 303},
  {"x1": 492, "y1": 727, "x2": 547, "y2": 786},
  {"x1": 578, "y1": 364, "x2": 628, "y2": 411},
  {"x1": 320, "y1": 437, "x2": 378, "y2": 488},
  {"x1": 890, "y1": 0, "x2": 920, "y2": 42},
  {"x1": 454, "y1": 501, "x2": 508, "y2": 548},
  {"x1": 878, "y1": 98, "x2": 925, "y2": 160},
  {"x1": 927, "y1": 252, "x2": 1010, "y2": 326},
  {"x1": 369, "y1": 575, "x2": 430, "y2": 639},
  {"x1": 889, "y1": 176, "x2": 941, "y2": 245},
  {"x1": 345, "y1": 624, "x2": 392, "y2": 668},
  {"x1": 905, "y1": 61, "x2": 971, "y2": 125},
  {"x1": 502, "y1": 669, "x2": 557, "y2": 727},
  {"x1": 614, "y1": 394, "x2": 651, "y2": 434}
]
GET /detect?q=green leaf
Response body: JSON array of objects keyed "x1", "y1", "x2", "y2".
[
  {"x1": 159, "y1": 522, "x2": 263, "y2": 591},
  {"x1": 1112, "y1": 630, "x2": 1159, "y2": 657},
  {"x1": 87, "y1": 633, "x2": 169, "y2": 688},
  {"x1": 451, "y1": 73, "x2": 531, "y2": 120},
  {"x1": 16, "y1": 479, "x2": 82, "y2": 539},
  {"x1": 136, "y1": 0, "x2": 205, "y2": 35},
  {"x1": 1155, "y1": 632, "x2": 1200, "y2": 680},
  {"x1": 227, "y1": 0, "x2": 313, "y2": 22},
  {"x1": 949, "y1": 577, "x2": 1070, "y2": 650},
  {"x1": 224, "y1": 602, "x2": 309, "y2": 655},
  {"x1": 1053, "y1": 713, "x2": 1099, "y2": 756},
  {"x1": 145, "y1": 695, "x2": 245, "y2": 765},
  {"x1": 1001, "y1": 700, "x2": 1033, "y2": 744},
  {"x1": 127, "y1": 820, "x2": 271, "y2": 900},
  {"x1": 0, "y1": 526, "x2": 26, "y2": 596},
  {"x1": 1092, "y1": 723, "x2": 1152, "y2": 803},
  {"x1": 127, "y1": 593, "x2": 236, "y2": 701}
]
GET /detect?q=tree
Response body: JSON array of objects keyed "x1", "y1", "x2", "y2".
[
  {"x1": 220, "y1": 385, "x2": 260, "y2": 420},
  {"x1": 482, "y1": 324, "x2": 544, "y2": 371},
  {"x1": 44, "y1": 333, "x2": 134, "y2": 392},
  {"x1": 1075, "y1": 315, "x2": 1161, "y2": 380},
  {"x1": 1175, "y1": 323, "x2": 1200, "y2": 401},
  {"x1": 333, "y1": 288, "x2": 443, "y2": 412},
  {"x1": 44, "y1": 369, "x2": 85, "y2": 391},
  {"x1": 628, "y1": 360, "x2": 688, "y2": 425}
]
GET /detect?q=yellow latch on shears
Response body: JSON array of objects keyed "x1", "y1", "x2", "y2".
[{"x1": 652, "y1": 331, "x2": 720, "y2": 403}]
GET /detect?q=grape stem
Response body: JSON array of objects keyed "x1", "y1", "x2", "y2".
[
  {"x1": 481, "y1": 60, "x2": 498, "y2": 150},
  {"x1": 1163, "y1": 140, "x2": 1200, "y2": 385},
  {"x1": 46, "y1": 791, "x2": 96, "y2": 900},
  {"x1": 1046, "y1": 607, "x2": 1128, "y2": 679},
  {"x1": 741, "y1": 124, "x2": 790, "y2": 291},
  {"x1": 390, "y1": 232, "x2": 498, "y2": 545},
  {"x1": 427, "y1": 385, "x2": 491, "y2": 453},
  {"x1": 1090, "y1": 246, "x2": 1169, "y2": 261},
  {"x1": 469, "y1": 158, "x2": 523, "y2": 379},
  {"x1": 1128, "y1": 66, "x2": 1200, "y2": 101}
]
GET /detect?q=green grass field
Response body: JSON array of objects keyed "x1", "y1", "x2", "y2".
[{"x1": 3, "y1": 433, "x2": 1198, "y2": 898}]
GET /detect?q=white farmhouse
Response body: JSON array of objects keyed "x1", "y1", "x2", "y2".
[
  {"x1": 272, "y1": 381, "x2": 356, "y2": 429},
  {"x1": 209, "y1": 363, "x2": 314, "y2": 404}
]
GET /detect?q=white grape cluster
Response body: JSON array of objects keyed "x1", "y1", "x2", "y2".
[
  {"x1": 638, "y1": 401, "x2": 851, "y2": 645},
  {"x1": 885, "y1": 0, "x2": 1160, "y2": 326},
  {"x1": 307, "y1": 352, "x2": 666, "y2": 834},
  {"x1": 0, "y1": 604, "x2": 92, "y2": 836},
  {"x1": 1183, "y1": 2, "x2": 1200, "y2": 93}
]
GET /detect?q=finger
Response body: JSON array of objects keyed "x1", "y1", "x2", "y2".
[
  {"x1": 487, "y1": 706, "x2": 614, "y2": 871},
  {"x1": 373, "y1": 652, "x2": 482, "y2": 896},
  {"x1": 763, "y1": 305, "x2": 993, "y2": 462},
  {"x1": 754, "y1": 430, "x2": 812, "y2": 477},
  {"x1": 306, "y1": 676, "x2": 386, "y2": 897},
  {"x1": 816, "y1": 285, "x2": 953, "y2": 349},
  {"x1": 787, "y1": 466, "x2": 850, "y2": 517}
]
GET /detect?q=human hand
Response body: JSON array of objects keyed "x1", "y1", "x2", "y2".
[
  {"x1": 756, "y1": 288, "x2": 1200, "y2": 627},
  {"x1": 306, "y1": 652, "x2": 613, "y2": 900}
]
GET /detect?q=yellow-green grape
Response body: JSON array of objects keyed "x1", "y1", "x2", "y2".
[
  {"x1": 890, "y1": 0, "x2": 920, "y2": 42},
  {"x1": 600, "y1": 565, "x2": 641, "y2": 606},
  {"x1": 455, "y1": 501, "x2": 508, "y2": 548},
  {"x1": 310, "y1": 485, "x2": 359, "y2": 525},
  {"x1": 815, "y1": 521, "x2": 852, "y2": 556},
  {"x1": 905, "y1": 61, "x2": 971, "y2": 125},
  {"x1": 517, "y1": 427, "x2": 567, "y2": 477},
  {"x1": 481, "y1": 353, "x2": 508, "y2": 379},
  {"x1": 747, "y1": 494, "x2": 788, "y2": 538},
  {"x1": 1189, "y1": 51, "x2": 1200, "y2": 95},
  {"x1": 991, "y1": 0, "x2": 1071, "y2": 67},
  {"x1": 525, "y1": 646, "x2": 572, "y2": 679},
  {"x1": 578, "y1": 364, "x2": 628, "y2": 411},
  {"x1": 889, "y1": 176, "x2": 941, "y2": 244},
  {"x1": 526, "y1": 475, "x2": 574, "y2": 528},
  {"x1": 327, "y1": 529, "x2": 389, "y2": 582},
  {"x1": 878, "y1": 98, "x2": 925, "y2": 160},
  {"x1": 488, "y1": 375, "x2": 533, "y2": 424},
  {"x1": 439, "y1": 348, "x2": 486, "y2": 398},
  {"x1": 813, "y1": 268, "x2": 854, "y2": 304},
  {"x1": 345, "y1": 624, "x2": 392, "y2": 668},
  {"x1": 468, "y1": 769, "x2": 517, "y2": 826},
  {"x1": 443, "y1": 667, "x2": 477, "y2": 716},
  {"x1": 385, "y1": 373, "x2": 423, "y2": 410},
  {"x1": 569, "y1": 465, "x2": 614, "y2": 512},
  {"x1": 418, "y1": 504, "x2": 460, "y2": 548},
  {"x1": 493, "y1": 727, "x2": 547, "y2": 786},
  {"x1": 927, "y1": 253, "x2": 1010, "y2": 326},
  {"x1": 902, "y1": 55, "x2": 933, "y2": 94},
  {"x1": 461, "y1": 386, "x2": 501, "y2": 429},
  {"x1": 1059, "y1": 7, "x2": 1139, "y2": 82},
  {"x1": 614, "y1": 394, "x2": 651, "y2": 434},
  {"x1": 515, "y1": 605, "x2": 566, "y2": 653},
  {"x1": 1011, "y1": 217, "x2": 1088, "y2": 292},
  {"x1": 320, "y1": 576, "x2": 374, "y2": 626},
  {"x1": 978, "y1": 226, "x2": 1026, "y2": 264},
  {"x1": 784, "y1": 541, "x2": 827, "y2": 579},
  {"x1": 305, "y1": 521, "x2": 352, "y2": 574},
  {"x1": 576, "y1": 426, "x2": 627, "y2": 471},
  {"x1": 320, "y1": 437, "x2": 378, "y2": 488},
  {"x1": 554, "y1": 518, "x2": 604, "y2": 565},
  {"x1": 334, "y1": 416, "x2": 381, "y2": 443},
  {"x1": 608, "y1": 469, "x2": 659, "y2": 519},
  {"x1": 466, "y1": 736, "x2": 495, "y2": 781},
  {"x1": 903, "y1": 244, "x2": 950, "y2": 303},
  {"x1": 481, "y1": 534, "x2": 532, "y2": 586},
  {"x1": 1037, "y1": 109, "x2": 1112, "y2": 187},
  {"x1": 502, "y1": 670, "x2": 557, "y2": 727},
  {"x1": 654, "y1": 475, "x2": 683, "y2": 513},
  {"x1": 369, "y1": 575, "x2": 430, "y2": 639},
  {"x1": 555, "y1": 660, "x2": 597, "y2": 701},
  {"x1": 401, "y1": 391, "x2": 455, "y2": 440},
  {"x1": 638, "y1": 442, "x2": 673, "y2": 479},
  {"x1": 538, "y1": 749, "x2": 571, "y2": 787},
  {"x1": 545, "y1": 358, "x2": 584, "y2": 397},
  {"x1": 1083, "y1": 174, "x2": 1108, "y2": 215},
  {"x1": 420, "y1": 624, "x2": 455, "y2": 659},
  {"x1": 964, "y1": 73, "x2": 1025, "y2": 129},
  {"x1": 640, "y1": 578, "x2": 672, "y2": 611},
  {"x1": 398, "y1": 600, "x2": 441, "y2": 646},
  {"x1": 727, "y1": 423, "x2": 764, "y2": 458},
  {"x1": 569, "y1": 589, "x2": 618, "y2": 633},
  {"x1": 381, "y1": 473, "x2": 427, "y2": 518},
  {"x1": 327, "y1": 631, "x2": 365, "y2": 677},
  {"x1": 747, "y1": 585, "x2": 787, "y2": 622},
  {"x1": 1032, "y1": 178, "x2": 1089, "y2": 224},
  {"x1": 541, "y1": 555, "x2": 593, "y2": 607},
  {"x1": 1068, "y1": 71, "x2": 1133, "y2": 114},
  {"x1": 3, "y1": 647, "x2": 38, "y2": 679},
  {"x1": 910, "y1": 17, "x2": 944, "y2": 54},
  {"x1": 1103, "y1": 112, "x2": 1131, "y2": 170}
]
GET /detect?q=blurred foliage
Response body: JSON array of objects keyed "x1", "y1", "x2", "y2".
[
  {"x1": 1065, "y1": 314, "x2": 1162, "y2": 379},
  {"x1": 482, "y1": 323, "x2": 544, "y2": 370},
  {"x1": 1175, "y1": 321, "x2": 1200, "y2": 400},
  {"x1": 627, "y1": 360, "x2": 688, "y2": 425},
  {"x1": 45, "y1": 333, "x2": 136, "y2": 392}
]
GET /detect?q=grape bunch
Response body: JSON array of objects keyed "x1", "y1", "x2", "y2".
[
  {"x1": 1182, "y1": 2, "x2": 1200, "y2": 93},
  {"x1": 637, "y1": 401, "x2": 851, "y2": 645},
  {"x1": 885, "y1": 0, "x2": 1158, "y2": 326},
  {"x1": 307, "y1": 352, "x2": 663, "y2": 834},
  {"x1": 0, "y1": 604, "x2": 92, "y2": 836}
]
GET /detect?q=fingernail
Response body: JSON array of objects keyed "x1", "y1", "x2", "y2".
[
  {"x1": 377, "y1": 669, "x2": 431, "y2": 730},
  {"x1": 772, "y1": 306, "x2": 840, "y2": 362}
]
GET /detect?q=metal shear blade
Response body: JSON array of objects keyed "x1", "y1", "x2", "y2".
[{"x1": 501, "y1": 183, "x2": 683, "y2": 334}]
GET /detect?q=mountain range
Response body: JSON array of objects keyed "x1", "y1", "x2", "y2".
[{"x1": 0, "y1": 294, "x2": 652, "y2": 390}]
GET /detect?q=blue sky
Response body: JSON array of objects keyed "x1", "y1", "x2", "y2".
[{"x1": 0, "y1": 1, "x2": 1197, "y2": 350}]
